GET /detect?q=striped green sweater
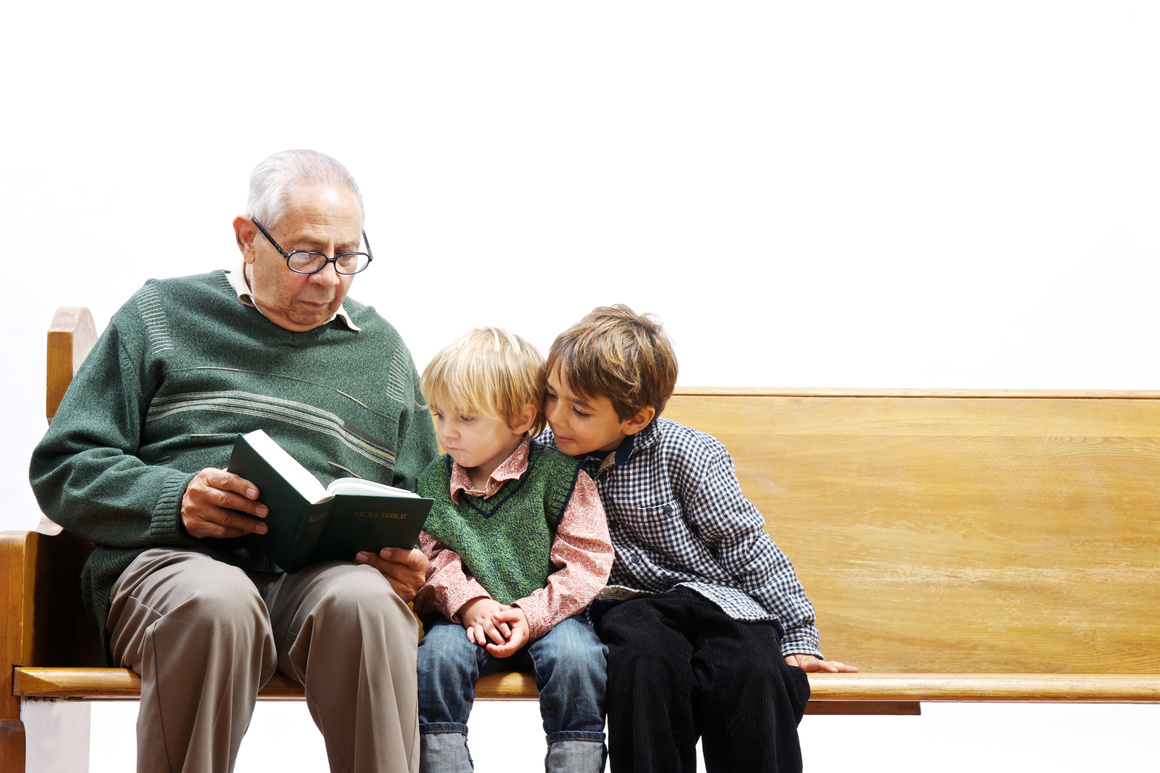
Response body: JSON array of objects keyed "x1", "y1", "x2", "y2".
[{"x1": 29, "y1": 270, "x2": 438, "y2": 661}]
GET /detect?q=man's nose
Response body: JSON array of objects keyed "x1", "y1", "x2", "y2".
[{"x1": 310, "y1": 260, "x2": 343, "y2": 285}]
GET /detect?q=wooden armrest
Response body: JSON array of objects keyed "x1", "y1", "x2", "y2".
[
  {"x1": 13, "y1": 668, "x2": 140, "y2": 700},
  {"x1": 0, "y1": 529, "x2": 100, "y2": 673},
  {"x1": 46, "y1": 306, "x2": 96, "y2": 422}
]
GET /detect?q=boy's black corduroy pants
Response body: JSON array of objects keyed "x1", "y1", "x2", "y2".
[{"x1": 595, "y1": 587, "x2": 811, "y2": 773}]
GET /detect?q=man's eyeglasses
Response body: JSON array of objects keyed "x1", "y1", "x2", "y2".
[{"x1": 251, "y1": 217, "x2": 373, "y2": 275}]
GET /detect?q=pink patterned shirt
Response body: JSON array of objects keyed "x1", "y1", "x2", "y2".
[{"x1": 414, "y1": 438, "x2": 613, "y2": 641}]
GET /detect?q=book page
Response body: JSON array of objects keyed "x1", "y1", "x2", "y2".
[
  {"x1": 243, "y1": 430, "x2": 329, "y2": 503},
  {"x1": 327, "y1": 477, "x2": 418, "y2": 498}
]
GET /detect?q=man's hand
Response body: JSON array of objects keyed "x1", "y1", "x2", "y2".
[
  {"x1": 356, "y1": 547, "x2": 429, "y2": 601},
  {"x1": 784, "y1": 653, "x2": 859, "y2": 673},
  {"x1": 181, "y1": 468, "x2": 268, "y2": 539}
]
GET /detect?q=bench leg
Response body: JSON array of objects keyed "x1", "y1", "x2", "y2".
[
  {"x1": 1, "y1": 717, "x2": 27, "y2": 771},
  {"x1": 20, "y1": 699, "x2": 91, "y2": 773}
]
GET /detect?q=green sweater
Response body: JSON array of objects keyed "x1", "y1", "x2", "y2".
[
  {"x1": 29, "y1": 270, "x2": 438, "y2": 662},
  {"x1": 419, "y1": 443, "x2": 582, "y2": 605}
]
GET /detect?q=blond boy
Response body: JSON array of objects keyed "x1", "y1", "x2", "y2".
[{"x1": 414, "y1": 328, "x2": 613, "y2": 773}]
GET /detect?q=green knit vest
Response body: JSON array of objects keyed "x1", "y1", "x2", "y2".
[{"x1": 419, "y1": 444, "x2": 582, "y2": 605}]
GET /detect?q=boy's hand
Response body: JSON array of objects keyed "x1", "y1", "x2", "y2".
[
  {"x1": 459, "y1": 598, "x2": 510, "y2": 646},
  {"x1": 483, "y1": 607, "x2": 530, "y2": 659},
  {"x1": 785, "y1": 654, "x2": 859, "y2": 673}
]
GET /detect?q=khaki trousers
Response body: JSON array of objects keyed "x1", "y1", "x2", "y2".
[{"x1": 108, "y1": 548, "x2": 419, "y2": 773}]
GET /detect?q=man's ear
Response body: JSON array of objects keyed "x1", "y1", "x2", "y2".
[
  {"x1": 622, "y1": 406, "x2": 656, "y2": 436},
  {"x1": 512, "y1": 404, "x2": 538, "y2": 436},
  {"x1": 233, "y1": 216, "x2": 257, "y2": 264}
]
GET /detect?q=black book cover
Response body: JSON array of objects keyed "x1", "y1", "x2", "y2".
[{"x1": 227, "y1": 430, "x2": 433, "y2": 572}]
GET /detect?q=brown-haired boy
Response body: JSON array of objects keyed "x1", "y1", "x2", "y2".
[{"x1": 539, "y1": 304, "x2": 856, "y2": 773}]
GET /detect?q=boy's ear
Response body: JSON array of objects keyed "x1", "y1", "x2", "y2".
[
  {"x1": 511, "y1": 404, "x2": 538, "y2": 436},
  {"x1": 622, "y1": 406, "x2": 656, "y2": 436}
]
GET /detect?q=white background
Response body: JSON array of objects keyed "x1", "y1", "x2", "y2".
[{"x1": 4, "y1": 2, "x2": 1159, "y2": 770}]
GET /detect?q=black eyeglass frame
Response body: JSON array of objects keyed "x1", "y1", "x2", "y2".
[{"x1": 251, "y1": 217, "x2": 374, "y2": 275}]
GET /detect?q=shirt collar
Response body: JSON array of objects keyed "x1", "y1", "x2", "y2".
[
  {"x1": 449, "y1": 437, "x2": 532, "y2": 502},
  {"x1": 590, "y1": 419, "x2": 659, "y2": 474},
  {"x1": 228, "y1": 259, "x2": 360, "y2": 332}
]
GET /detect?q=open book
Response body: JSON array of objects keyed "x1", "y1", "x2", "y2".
[{"x1": 227, "y1": 429, "x2": 434, "y2": 572}]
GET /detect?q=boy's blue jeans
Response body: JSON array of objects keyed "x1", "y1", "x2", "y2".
[{"x1": 418, "y1": 614, "x2": 607, "y2": 763}]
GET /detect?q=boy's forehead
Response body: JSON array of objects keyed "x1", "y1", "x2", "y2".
[
  {"x1": 430, "y1": 390, "x2": 483, "y2": 416},
  {"x1": 546, "y1": 369, "x2": 578, "y2": 397},
  {"x1": 435, "y1": 399, "x2": 503, "y2": 422},
  {"x1": 547, "y1": 369, "x2": 610, "y2": 410}
]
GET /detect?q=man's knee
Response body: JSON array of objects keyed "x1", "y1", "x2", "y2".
[
  {"x1": 304, "y1": 565, "x2": 417, "y2": 642},
  {"x1": 114, "y1": 561, "x2": 275, "y2": 681},
  {"x1": 113, "y1": 552, "x2": 272, "y2": 656},
  {"x1": 176, "y1": 581, "x2": 269, "y2": 634}
]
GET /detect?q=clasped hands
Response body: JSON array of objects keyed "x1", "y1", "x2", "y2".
[{"x1": 458, "y1": 597, "x2": 530, "y2": 658}]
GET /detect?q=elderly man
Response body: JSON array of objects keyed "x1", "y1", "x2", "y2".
[{"x1": 29, "y1": 150, "x2": 438, "y2": 772}]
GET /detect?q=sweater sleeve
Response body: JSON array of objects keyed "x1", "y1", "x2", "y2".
[
  {"x1": 384, "y1": 348, "x2": 439, "y2": 492},
  {"x1": 511, "y1": 470, "x2": 613, "y2": 641},
  {"x1": 413, "y1": 531, "x2": 492, "y2": 621},
  {"x1": 28, "y1": 310, "x2": 198, "y2": 549},
  {"x1": 679, "y1": 447, "x2": 822, "y2": 658}
]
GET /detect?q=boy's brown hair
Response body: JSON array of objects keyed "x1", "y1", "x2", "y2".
[{"x1": 546, "y1": 304, "x2": 679, "y2": 421}]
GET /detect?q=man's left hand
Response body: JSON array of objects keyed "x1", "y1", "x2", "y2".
[{"x1": 356, "y1": 546, "x2": 429, "y2": 601}]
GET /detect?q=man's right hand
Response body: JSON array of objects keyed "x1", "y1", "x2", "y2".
[{"x1": 181, "y1": 468, "x2": 269, "y2": 539}]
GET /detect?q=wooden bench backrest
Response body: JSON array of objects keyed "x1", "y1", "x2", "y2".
[
  {"x1": 46, "y1": 307, "x2": 96, "y2": 422},
  {"x1": 663, "y1": 389, "x2": 1160, "y2": 676},
  {"x1": 42, "y1": 310, "x2": 1160, "y2": 678}
]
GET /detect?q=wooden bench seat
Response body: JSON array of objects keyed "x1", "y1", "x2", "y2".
[
  {"x1": 8, "y1": 652, "x2": 541, "y2": 703},
  {"x1": 16, "y1": 665, "x2": 1160, "y2": 704},
  {"x1": 5, "y1": 306, "x2": 1160, "y2": 770}
]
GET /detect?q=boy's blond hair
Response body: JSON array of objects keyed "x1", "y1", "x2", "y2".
[
  {"x1": 546, "y1": 305, "x2": 679, "y2": 421},
  {"x1": 421, "y1": 328, "x2": 547, "y2": 436}
]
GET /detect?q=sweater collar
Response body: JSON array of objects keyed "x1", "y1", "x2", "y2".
[{"x1": 227, "y1": 259, "x2": 360, "y2": 332}]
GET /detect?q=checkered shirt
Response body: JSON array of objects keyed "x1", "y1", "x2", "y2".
[{"x1": 538, "y1": 417, "x2": 822, "y2": 657}]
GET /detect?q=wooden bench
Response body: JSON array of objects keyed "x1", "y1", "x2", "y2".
[{"x1": 5, "y1": 306, "x2": 1160, "y2": 770}]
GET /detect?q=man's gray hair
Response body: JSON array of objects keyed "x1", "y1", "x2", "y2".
[{"x1": 246, "y1": 149, "x2": 365, "y2": 227}]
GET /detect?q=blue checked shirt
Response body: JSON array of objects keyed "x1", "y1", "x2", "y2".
[{"x1": 538, "y1": 418, "x2": 822, "y2": 658}]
